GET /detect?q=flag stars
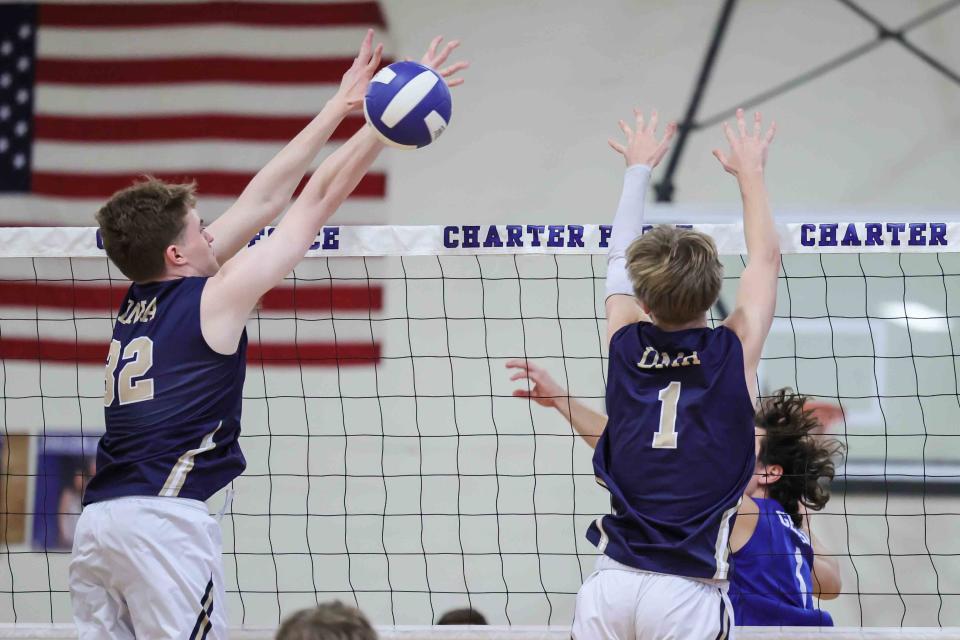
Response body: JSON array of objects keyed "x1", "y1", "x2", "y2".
[
  {"x1": 0, "y1": 138, "x2": 8, "y2": 154},
  {"x1": 18, "y1": 24, "x2": 31, "y2": 40},
  {"x1": 0, "y1": 105, "x2": 10, "y2": 120},
  {"x1": 0, "y1": 41, "x2": 12, "y2": 56},
  {"x1": 0, "y1": 73, "x2": 11, "y2": 88},
  {"x1": 16, "y1": 56, "x2": 29, "y2": 72},
  {"x1": 15, "y1": 89, "x2": 28, "y2": 105},
  {"x1": 14, "y1": 120, "x2": 28, "y2": 137},
  {"x1": 12, "y1": 153, "x2": 25, "y2": 170}
]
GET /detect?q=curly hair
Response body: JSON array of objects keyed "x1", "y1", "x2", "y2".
[{"x1": 756, "y1": 388, "x2": 846, "y2": 528}]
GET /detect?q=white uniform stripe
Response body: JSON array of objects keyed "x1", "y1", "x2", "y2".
[
  {"x1": 160, "y1": 423, "x2": 222, "y2": 498},
  {"x1": 37, "y1": 26, "x2": 389, "y2": 59},
  {"x1": 36, "y1": 85, "x2": 342, "y2": 116},
  {"x1": 712, "y1": 497, "x2": 741, "y2": 580},
  {"x1": 593, "y1": 516, "x2": 609, "y2": 554},
  {"x1": 32, "y1": 141, "x2": 388, "y2": 174}
]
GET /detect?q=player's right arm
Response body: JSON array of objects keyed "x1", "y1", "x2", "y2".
[
  {"x1": 604, "y1": 110, "x2": 676, "y2": 345},
  {"x1": 715, "y1": 109, "x2": 779, "y2": 398},
  {"x1": 506, "y1": 360, "x2": 607, "y2": 448}
]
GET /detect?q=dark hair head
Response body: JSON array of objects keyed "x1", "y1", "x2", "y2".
[
  {"x1": 756, "y1": 388, "x2": 846, "y2": 527},
  {"x1": 95, "y1": 177, "x2": 196, "y2": 282},
  {"x1": 275, "y1": 601, "x2": 377, "y2": 640},
  {"x1": 437, "y1": 608, "x2": 488, "y2": 625}
]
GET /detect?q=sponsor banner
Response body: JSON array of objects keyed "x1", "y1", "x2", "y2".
[{"x1": 2, "y1": 221, "x2": 958, "y2": 258}]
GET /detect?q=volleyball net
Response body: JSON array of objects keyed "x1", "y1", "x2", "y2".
[{"x1": 1, "y1": 221, "x2": 960, "y2": 635}]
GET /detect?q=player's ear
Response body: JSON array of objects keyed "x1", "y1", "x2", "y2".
[
  {"x1": 164, "y1": 243, "x2": 185, "y2": 267},
  {"x1": 761, "y1": 463, "x2": 784, "y2": 485}
]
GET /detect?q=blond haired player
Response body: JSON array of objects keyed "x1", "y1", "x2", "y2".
[{"x1": 558, "y1": 107, "x2": 777, "y2": 638}]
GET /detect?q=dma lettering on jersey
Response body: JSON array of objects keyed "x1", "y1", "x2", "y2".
[
  {"x1": 637, "y1": 346, "x2": 701, "y2": 369},
  {"x1": 117, "y1": 297, "x2": 158, "y2": 325},
  {"x1": 799, "y1": 222, "x2": 947, "y2": 247},
  {"x1": 442, "y1": 225, "x2": 587, "y2": 249},
  {"x1": 246, "y1": 226, "x2": 341, "y2": 251}
]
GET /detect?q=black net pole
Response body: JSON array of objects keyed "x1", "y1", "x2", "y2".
[{"x1": 653, "y1": 0, "x2": 738, "y2": 203}]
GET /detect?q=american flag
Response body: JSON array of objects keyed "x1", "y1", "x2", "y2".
[
  {"x1": 0, "y1": 1, "x2": 390, "y2": 226},
  {"x1": 0, "y1": 1, "x2": 387, "y2": 367}
]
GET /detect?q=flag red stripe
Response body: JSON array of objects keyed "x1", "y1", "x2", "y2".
[
  {"x1": 0, "y1": 282, "x2": 383, "y2": 312},
  {"x1": 0, "y1": 281, "x2": 126, "y2": 310},
  {"x1": 31, "y1": 171, "x2": 386, "y2": 199},
  {"x1": 250, "y1": 341, "x2": 380, "y2": 365},
  {"x1": 39, "y1": 2, "x2": 386, "y2": 28},
  {"x1": 0, "y1": 338, "x2": 380, "y2": 366},
  {"x1": 260, "y1": 285, "x2": 383, "y2": 312},
  {"x1": 35, "y1": 114, "x2": 366, "y2": 143},
  {"x1": 37, "y1": 57, "x2": 364, "y2": 85}
]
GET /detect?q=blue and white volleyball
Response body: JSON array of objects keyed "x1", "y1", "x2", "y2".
[{"x1": 364, "y1": 61, "x2": 452, "y2": 149}]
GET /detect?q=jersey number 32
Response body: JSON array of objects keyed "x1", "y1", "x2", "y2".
[{"x1": 104, "y1": 337, "x2": 155, "y2": 407}]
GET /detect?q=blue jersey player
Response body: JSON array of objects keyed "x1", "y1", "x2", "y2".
[
  {"x1": 569, "y1": 107, "x2": 779, "y2": 638},
  {"x1": 506, "y1": 363, "x2": 844, "y2": 628},
  {"x1": 729, "y1": 388, "x2": 843, "y2": 625},
  {"x1": 69, "y1": 33, "x2": 467, "y2": 640}
]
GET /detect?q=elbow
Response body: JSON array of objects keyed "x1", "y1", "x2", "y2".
[{"x1": 817, "y1": 572, "x2": 842, "y2": 600}]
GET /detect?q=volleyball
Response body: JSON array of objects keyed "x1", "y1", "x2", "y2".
[{"x1": 363, "y1": 60, "x2": 452, "y2": 149}]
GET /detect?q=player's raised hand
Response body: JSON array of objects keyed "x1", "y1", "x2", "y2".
[
  {"x1": 334, "y1": 29, "x2": 384, "y2": 111},
  {"x1": 608, "y1": 108, "x2": 677, "y2": 169},
  {"x1": 416, "y1": 36, "x2": 469, "y2": 87},
  {"x1": 713, "y1": 108, "x2": 776, "y2": 177},
  {"x1": 506, "y1": 360, "x2": 566, "y2": 408}
]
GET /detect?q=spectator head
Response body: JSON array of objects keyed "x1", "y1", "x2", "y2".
[
  {"x1": 436, "y1": 608, "x2": 488, "y2": 625},
  {"x1": 276, "y1": 601, "x2": 377, "y2": 640}
]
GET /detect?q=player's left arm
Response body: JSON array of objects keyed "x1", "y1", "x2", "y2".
[
  {"x1": 604, "y1": 109, "x2": 676, "y2": 345},
  {"x1": 716, "y1": 109, "x2": 779, "y2": 396},
  {"x1": 206, "y1": 30, "x2": 383, "y2": 264}
]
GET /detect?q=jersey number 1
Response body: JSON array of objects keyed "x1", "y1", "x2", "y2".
[
  {"x1": 652, "y1": 381, "x2": 681, "y2": 449},
  {"x1": 104, "y1": 337, "x2": 155, "y2": 407}
]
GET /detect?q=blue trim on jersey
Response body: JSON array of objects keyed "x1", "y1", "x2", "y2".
[
  {"x1": 729, "y1": 497, "x2": 834, "y2": 626},
  {"x1": 84, "y1": 277, "x2": 247, "y2": 505},
  {"x1": 587, "y1": 321, "x2": 755, "y2": 579}
]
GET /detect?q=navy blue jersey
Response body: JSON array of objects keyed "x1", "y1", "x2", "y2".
[
  {"x1": 588, "y1": 321, "x2": 755, "y2": 579},
  {"x1": 84, "y1": 277, "x2": 247, "y2": 505},
  {"x1": 729, "y1": 497, "x2": 834, "y2": 626}
]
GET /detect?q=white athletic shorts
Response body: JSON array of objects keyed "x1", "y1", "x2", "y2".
[
  {"x1": 69, "y1": 496, "x2": 227, "y2": 640},
  {"x1": 572, "y1": 556, "x2": 734, "y2": 640}
]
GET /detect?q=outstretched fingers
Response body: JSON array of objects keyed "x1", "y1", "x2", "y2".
[
  {"x1": 736, "y1": 107, "x2": 747, "y2": 137},
  {"x1": 765, "y1": 120, "x2": 777, "y2": 145},
  {"x1": 366, "y1": 43, "x2": 384, "y2": 73},
  {"x1": 432, "y1": 39, "x2": 461, "y2": 68},
  {"x1": 712, "y1": 148, "x2": 729, "y2": 168},
  {"x1": 424, "y1": 35, "x2": 442, "y2": 62},
  {"x1": 646, "y1": 109, "x2": 659, "y2": 135},
  {"x1": 650, "y1": 122, "x2": 677, "y2": 165}
]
